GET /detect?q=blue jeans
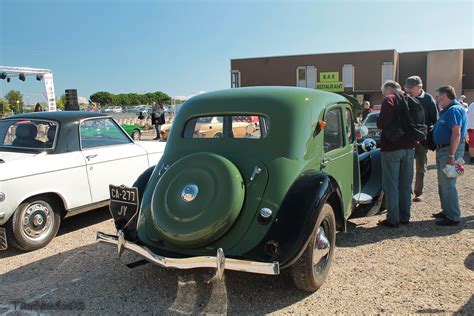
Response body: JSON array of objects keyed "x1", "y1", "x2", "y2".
[
  {"x1": 381, "y1": 149, "x2": 415, "y2": 224},
  {"x1": 436, "y1": 145, "x2": 464, "y2": 222}
]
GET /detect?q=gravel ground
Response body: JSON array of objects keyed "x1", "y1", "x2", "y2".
[{"x1": 0, "y1": 151, "x2": 473, "y2": 315}]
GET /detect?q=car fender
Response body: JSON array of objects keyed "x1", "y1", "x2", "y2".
[{"x1": 242, "y1": 171, "x2": 343, "y2": 268}]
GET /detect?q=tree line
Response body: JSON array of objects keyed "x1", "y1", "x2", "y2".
[
  {"x1": 0, "y1": 90, "x2": 65, "y2": 114},
  {"x1": 89, "y1": 91, "x2": 171, "y2": 107},
  {"x1": 0, "y1": 89, "x2": 172, "y2": 115}
]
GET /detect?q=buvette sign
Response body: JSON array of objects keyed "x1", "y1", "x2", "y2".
[{"x1": 317, "y1": 72, "x2": 343, "y2": 92}]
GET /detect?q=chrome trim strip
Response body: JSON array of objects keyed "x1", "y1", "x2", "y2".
[
  {"x1": 96, "y1": 232, "x2": 280, "y2": 276},
  {"x1": 327, "y1": 150, "x2": 352, "y2": 161},
  {"x1": 65, "y1": 200, "x2": 109, "y2": 218}
]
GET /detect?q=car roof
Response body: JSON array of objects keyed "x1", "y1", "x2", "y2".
[
  {"x1": 179, "y1": 86, "x2": 349, "y2": 122},
  {"x1": 3, "y1": 111, "x2": 107, "y2": 124},
  {"x1": 187, "y1": 86, "x2": 348, "y2": 107}
]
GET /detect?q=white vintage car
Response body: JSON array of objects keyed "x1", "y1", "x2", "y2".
[{"x1": 0, "y1": 111, "x2": 165, "y2": 251}]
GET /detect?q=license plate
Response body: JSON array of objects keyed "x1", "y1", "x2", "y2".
[
  {"x1": 0, "y1": 227, "x2": 7, "y2": 251},
  {"x1": 109, "y1": 185, "x2": 139, "y2": 231}
]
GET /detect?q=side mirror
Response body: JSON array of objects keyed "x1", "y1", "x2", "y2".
[{"x1": 361, "y1": 138, "x2": 377, "y2": 152}]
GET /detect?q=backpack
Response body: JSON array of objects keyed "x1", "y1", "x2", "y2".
[{"x1": 395, "y1": 93, "x2": 427, "y2": 142}]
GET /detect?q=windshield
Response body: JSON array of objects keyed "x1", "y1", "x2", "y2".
[{"x1": 0, "y1": 119, "x2": 58, "y2": 150}]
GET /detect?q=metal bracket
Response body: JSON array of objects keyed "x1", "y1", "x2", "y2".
[
  {"x1": 117, "y1": 230, "x2": 126, "y2": 257},
  {"x1": 250, "y1": 166, "x2": 262, "y2": 181},
  {"x1": 158, "y1": 164, "x2": 170, "y2": 177},
  {"x1": 216, "y1": 248, "x2": 225, "y2": 280}
]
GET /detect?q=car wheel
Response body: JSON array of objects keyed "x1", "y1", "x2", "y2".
[
  {"x1": 132, "y1": 129, "x2": 141, "y2": 140},
  {"x1": 213, "y1": 132, "x2": 223, "y2": 138},
  {"x1": 6, "y1": 196, "x2": 61, "y2": 251},
  {"x1": 290, "y1": 203, "x2": 336, "y2": 292}
]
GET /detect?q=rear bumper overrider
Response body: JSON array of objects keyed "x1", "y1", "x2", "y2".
[{"x1": 96, "y1": 231, "x2": 280, "y2": 279}]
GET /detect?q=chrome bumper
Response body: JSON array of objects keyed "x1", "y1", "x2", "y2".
[{"x1": 96, "y1": 231, "x2": 280, "y2": 279}]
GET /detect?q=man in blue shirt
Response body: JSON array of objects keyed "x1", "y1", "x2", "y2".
[{"x1": 432, "y1": 86, "x2": 467, "y2": 226}]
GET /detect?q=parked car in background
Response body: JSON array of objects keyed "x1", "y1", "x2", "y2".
[
  {"x1": 121, "y1": 124, "x2": 142, "y2": 140},
  {"x1": 112, "y1": 106, "x2": 123, "y2": 113},
  {"x1": 356, "y1": 112, "x2": 381, "y2": 144},
  {"x1": 98, "y1": 87, "x2": 383, "y2": 292},
  {"x1": 0, "y1": 111, "x2": 165, "y2": 251}
]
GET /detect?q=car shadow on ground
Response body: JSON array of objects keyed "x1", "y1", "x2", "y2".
[
  {"x1": 337, "y1": 216, "x2": 474, "y2": 248},
  {"x1": 0, "y1": 207, "x2": 111, "y2": 259},
  {"x1": 0, "y1": 243, "x2": 311, "y2": 314},
  {"x1": 57, "y1": 207, "x2": 111, "y2": 236}
]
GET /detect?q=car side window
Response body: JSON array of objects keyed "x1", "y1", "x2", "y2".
[
  {"x1": 80, "y1": 118, "x2": 131, "y2": 149},
  {"x1": 324, "y1": 107, "x2": 344, "y2": 153},
  {"x1": 345, "y1": 108, "x2": 355, "y2": 144}
]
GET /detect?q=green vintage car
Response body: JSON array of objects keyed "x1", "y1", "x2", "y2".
[
  {"x1": 121, "y1": 124, "x2": 142, "y2": 140},
  {"x1": 97, "y1": 87, "x2": 383, "y2": 292}
]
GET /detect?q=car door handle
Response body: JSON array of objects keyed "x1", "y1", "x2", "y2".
[
  {"x1": 86, "y1": 154, "x2": 98, "y2": 160},
  {"x1": 321, "y1": 157, "x2": 332, "y2": 168}
]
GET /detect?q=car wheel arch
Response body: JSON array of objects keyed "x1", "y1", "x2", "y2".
[
  {"x1": 324, "y1": 175, "x2": 345, "y2": 232},
  {"x1": 20, "y1": 192, "x2": 68, "y2": 218},
  {"x1": 241, "y1": 171, "x2": 342, "y2": 268}
]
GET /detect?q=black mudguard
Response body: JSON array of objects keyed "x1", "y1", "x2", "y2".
[
  {"x1": 242, "y1": 172, "x2": 342, "y2": 269},
  {"x1": 358, "y1": 149, "x2": 382, "y2": 198},
  {"x1": 351, "y1": 148, "x2": 384, "y2": 218},
  {"x1": 123, "y1": 166, "x2": 155, "y2": 241}
]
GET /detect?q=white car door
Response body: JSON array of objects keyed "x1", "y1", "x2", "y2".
[{"x1": 79, "y1": 118, "x2": 149, "y2": 203}]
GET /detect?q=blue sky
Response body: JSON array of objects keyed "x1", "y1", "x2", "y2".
[{"x1": 1, "y1": 0, "x2": 473, "y2": 103}]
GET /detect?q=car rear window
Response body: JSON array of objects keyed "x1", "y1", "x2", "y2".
[
  {"x1": 0, "y1": 119, "x2": 58, "y2": 150},
  {"x1": 183, "y1": 115, "x2": 269, "y2": 139}
]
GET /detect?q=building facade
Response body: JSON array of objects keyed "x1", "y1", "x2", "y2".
[{"x1": 230, "y1": 49, "x2": 474, "y2": 106}]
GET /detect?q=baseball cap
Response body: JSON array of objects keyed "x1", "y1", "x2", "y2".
[{"x1": 405, "y1": 76, "x2": 423, "y2": 87}]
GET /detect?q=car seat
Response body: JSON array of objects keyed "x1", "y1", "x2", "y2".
[{"x1": 12, "y1": 124, "x2": 45, "y2": 148}]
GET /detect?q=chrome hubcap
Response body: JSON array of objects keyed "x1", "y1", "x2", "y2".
[
  {"x1": 313, "y1": 225, "x2": 331, "y2": 274},
  {"x1": 21, "y1": 202, "x2": 53, "y2": 241},
  {"x1": 181, "y1": 184, "x2": 199, "y2": 202}
]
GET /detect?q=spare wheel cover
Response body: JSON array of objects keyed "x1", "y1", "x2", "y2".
[{"x1": 151, "y1": 152, "x2": 245, "y2": 248}]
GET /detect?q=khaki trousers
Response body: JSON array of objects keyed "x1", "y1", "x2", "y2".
[{"x1": 414, "y1": 144, "x2": 428, "y2": 196}]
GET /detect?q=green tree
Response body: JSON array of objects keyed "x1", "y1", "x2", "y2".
[
  {"x1": 55, "y1": 94, "x2": 66, "y2": 110},
  {"x1": 90, "y1": 91, "x2": 114, "y2": 106},
  {"x1": 89, "y1": 90, "x2": 171, "y2": 106},
  {"x1": 0, "y1": 98, "x2": 10, "y2": 115},
  {"x1": 5, "y1": 90, "x2": 24, "y2": 114}
]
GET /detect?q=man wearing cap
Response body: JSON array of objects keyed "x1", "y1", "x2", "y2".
[
  {"x1": 432, "y1": 86, "x2": 467, "y2": 226},
  {"x1": 404, "y1": 76, "x2": 438, "y2": 202}
]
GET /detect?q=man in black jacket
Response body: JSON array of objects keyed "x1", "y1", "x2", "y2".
[{"x1": 404, "y1": 76, "x2": 438, "y2": 202}]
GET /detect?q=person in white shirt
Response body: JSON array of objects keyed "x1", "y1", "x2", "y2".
[{"x1": 467, "y1": 102, "x2": 474, "y2": 163}]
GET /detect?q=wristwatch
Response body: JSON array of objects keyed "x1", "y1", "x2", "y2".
[{"x1": 448, "y1": 154, "x2": 455, "y2": 158}]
